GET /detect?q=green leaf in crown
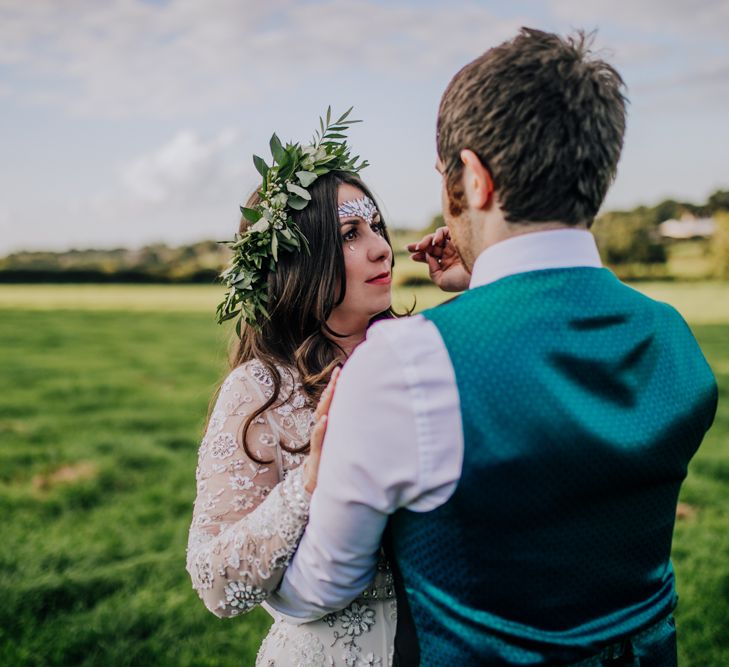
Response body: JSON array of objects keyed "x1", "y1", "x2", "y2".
[{"x1": 216, "y1": 107, "x2": 369, "y2": 332}]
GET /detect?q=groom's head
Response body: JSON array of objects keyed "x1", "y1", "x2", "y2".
[{"x1": 436, "y1": 28, "x2": 627, "y2": 265}]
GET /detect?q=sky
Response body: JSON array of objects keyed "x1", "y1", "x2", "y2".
[{"x1": 1, "y1": 0, "x2": 728, "y2": 254}]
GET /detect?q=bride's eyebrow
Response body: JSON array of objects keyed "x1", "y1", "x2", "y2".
[{"x1": 338, "y1": 219, "x2": 360, "y2": 226}]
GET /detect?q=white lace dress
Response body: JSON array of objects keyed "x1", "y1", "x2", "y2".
[{"x1": 186, "y1": 360, "x2": 397, "y2": 667}]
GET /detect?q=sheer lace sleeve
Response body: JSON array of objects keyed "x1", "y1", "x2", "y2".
[{"x1": 186, "y1": 361, "x2": 313, "y2": 618}]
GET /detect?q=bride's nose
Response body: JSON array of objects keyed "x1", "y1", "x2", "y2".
[{"x1": 368, "y1": 234, "x2": 392, "y2": 264}]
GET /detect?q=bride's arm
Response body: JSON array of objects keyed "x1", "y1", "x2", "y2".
[{"x1": 186, "y1": 365, "x2": 311, "y2": 618}]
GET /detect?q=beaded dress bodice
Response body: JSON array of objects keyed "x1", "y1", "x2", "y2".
[{"x1": 187, "y1": 360, "x2": 396, "y2": 666}]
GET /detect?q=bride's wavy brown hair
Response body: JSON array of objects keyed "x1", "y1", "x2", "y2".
[{"x1": 209, "y1": 171, "x2": 406, "y2": 463}]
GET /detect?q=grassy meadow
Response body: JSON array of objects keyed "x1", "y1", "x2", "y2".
[{"x1": 1, "y1": 278, "x2": 728, "y2": 666}]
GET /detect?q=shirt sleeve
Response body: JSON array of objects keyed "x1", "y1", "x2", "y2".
[
  {"x1": 186, "y1": 364, "x2": 312, "y2": 618},
  {"x1": 267, "y1": 315, "x2": 463, "y2": 620}
]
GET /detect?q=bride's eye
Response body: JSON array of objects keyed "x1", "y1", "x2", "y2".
[
  {"x1": 342, "y1": 228, "x2": 358, "y2": 242},
  {"x1": 370, "y1": 215, "x2": 385, "y2": 236}
]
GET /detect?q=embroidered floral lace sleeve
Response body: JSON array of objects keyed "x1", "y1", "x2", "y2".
[{"x1": 186, "y1": 361, "x2": 313, "y2": 618}]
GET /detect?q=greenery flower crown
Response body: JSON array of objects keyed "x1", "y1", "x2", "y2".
[{"x1": 216, "y1": 107, "x2": 369, "y2": 333}]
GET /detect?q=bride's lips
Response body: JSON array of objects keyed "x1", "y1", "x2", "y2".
[{"x1": 365, "y1": 271, "x2": 391, "y2": 286}]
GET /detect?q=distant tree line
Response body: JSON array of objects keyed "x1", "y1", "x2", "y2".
[
  {"x1": 2, "y1": 190, "x2": 729, "y2": 283},
  {"x1": 424, "y1": 189, "x2": 729, "y2": 280},
  {"x1": 0, "y1": 241, "x2": 229, "y2": 284},
  {"x1": 592, "y1": 190, "x2": 729, "y2": 279}
]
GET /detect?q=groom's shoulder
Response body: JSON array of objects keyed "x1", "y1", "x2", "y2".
[
  {"x1": 420, "y1": 291, "x2": 467, "y2": 317},
  {"x1": 362, "y1": 314, "x2": 448, "y2": 359},
  {"x1": 614, "y1": 279, "x2": 689, "y2": 325},
  {"x1": 347, "y1": 315, "x2": 456, "y2": 395},
  {"x1": 367, "y1": 313, "x2": 439, "y2": 343}
]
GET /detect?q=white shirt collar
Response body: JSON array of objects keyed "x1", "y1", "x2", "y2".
[{"x1": 469, "y1": 228, "x2": 603, "y2": 290}]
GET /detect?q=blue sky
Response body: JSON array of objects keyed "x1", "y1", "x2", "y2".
[{"x1": 1, "y1": 0, "x2": 728, "y2": 253}]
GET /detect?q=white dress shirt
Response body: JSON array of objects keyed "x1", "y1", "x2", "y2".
[{"x1": 267, "y1": 229, "x2": 603, "y2": 620}]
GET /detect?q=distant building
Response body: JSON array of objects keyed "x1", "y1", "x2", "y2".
[{"x1": 658, "y1": 214, "x2": 716, "y2": 239}]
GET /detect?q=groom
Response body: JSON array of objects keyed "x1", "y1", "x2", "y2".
[{"x1": 269, "y1": 28, "x2": 718, "y2": 666}]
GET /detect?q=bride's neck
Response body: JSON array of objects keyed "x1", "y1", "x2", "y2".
[
  {"x1": 325, "y1": 313, "x2": 368, "y2": 358},
  {"x1": 332, "y1": 330, "x2": 366, "y2": 358}
]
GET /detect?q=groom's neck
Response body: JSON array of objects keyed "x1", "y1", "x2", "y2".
[
  {"x1": 480, "y1": 214, "x2": 589, "y2": 253},
  {"x1": 458, "y1": 198, "x2": 590, "y2": 270}
]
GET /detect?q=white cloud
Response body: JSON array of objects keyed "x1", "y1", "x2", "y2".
[
  {"x1": 0, "y1": 127, "x2": 256, "y2": 254},
  {"x1": 120, "y1": 128, "x2": 239, "y2": 204},
  {"x1": 549, "y1": 0, "x2": 729, "y2": 38},
  {"x1": 546, "y1": 0, "x2": 729, "y2": 114},
  {"x1": 98, "y1": 127, "x2": 256, "y2": 247},
  {"x1": 0, "y1": 204, "x2": 10, "y2": 248},
  {"x1": 0, "y1": 0, "x2": 521, "y2": 117},
  {"x1": 1, "y1": 1, "x2": 728, "y2": 254}
]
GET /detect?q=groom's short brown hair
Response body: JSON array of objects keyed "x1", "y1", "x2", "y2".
[{"x1": 437, "y1": 27, "x2": 627, "y2": 227}]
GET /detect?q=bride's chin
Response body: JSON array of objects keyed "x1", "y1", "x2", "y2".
[{"x1": 371, "y1": 296, "x2": 392, "y2": 315}]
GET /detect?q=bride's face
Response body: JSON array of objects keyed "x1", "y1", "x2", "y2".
[{"x1": 327, "y1": 183, "x2": 393, "y2": 338}]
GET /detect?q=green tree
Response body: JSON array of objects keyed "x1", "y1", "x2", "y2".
[
  {"x1": 422, "y1": 213, "x2": 444, "y2": 234},
  {"x1": 592, "y1": 211, "x2": 667, "y2": 265},
  {"x1": 652, "y1": 199, "x2": 682, "y2": 225},
  {"x1": 708, "y1": 190, "x2": 729, "y2": 215}
]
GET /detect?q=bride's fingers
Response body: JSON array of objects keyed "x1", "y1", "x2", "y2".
[
  {"x1": 313, "y1": 393, "x2": 329, "y2": 421},
  {"x1": 310, "y1": 415, "x2": 328, "y2": 454},
  {"x1": 314, "y1": 367, "x2": 341, "y2": 420},
  {"x1": 305, "y1": 414, "x2": 328, "y2": 493}
]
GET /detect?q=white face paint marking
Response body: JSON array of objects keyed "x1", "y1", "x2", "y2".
[{"x1": 337, "y1": 196, "x2": 379, "y2": 225}]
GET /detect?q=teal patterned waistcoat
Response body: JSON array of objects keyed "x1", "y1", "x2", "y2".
[{"x1": 389, "y1": 268, "x2": 717, "y2": 666}]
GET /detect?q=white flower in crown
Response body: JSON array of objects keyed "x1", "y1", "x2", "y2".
[{"x1": 216, "y1": 107, "x2": 370, "y2": 333}]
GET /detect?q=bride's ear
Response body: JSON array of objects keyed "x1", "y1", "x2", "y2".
[{"x1": 459, "y1": 149, "x2": 494, "y2": 210}]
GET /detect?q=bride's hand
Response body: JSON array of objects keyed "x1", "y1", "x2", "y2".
[
  {"x1": 303, "y1": 367, "x2": 341, "y2": 495},
  {"x1": 406, "y1": 226, "x2": 470, "y2": 292}
]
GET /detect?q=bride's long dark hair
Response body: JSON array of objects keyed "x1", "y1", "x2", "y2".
[{"x1": 210, "y1": 171, "x2": 404, "y2": 463}]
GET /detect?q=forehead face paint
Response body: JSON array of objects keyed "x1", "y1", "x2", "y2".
[{"x1": 337, "y1": 196, "x2": 379, "y2": 225}]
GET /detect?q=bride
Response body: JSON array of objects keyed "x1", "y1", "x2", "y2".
[{"x1": 186, "y1": 110, "x2": 401, "y2": 666}]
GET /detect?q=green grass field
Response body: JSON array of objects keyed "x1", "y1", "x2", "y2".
[{"x1": 1, "y1": 283, "x2": 727, "y2": 666}]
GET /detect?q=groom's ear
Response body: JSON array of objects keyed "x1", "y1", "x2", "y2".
[{"x1": 460, "y1": 149, "x2": 494, "y2": 210}]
